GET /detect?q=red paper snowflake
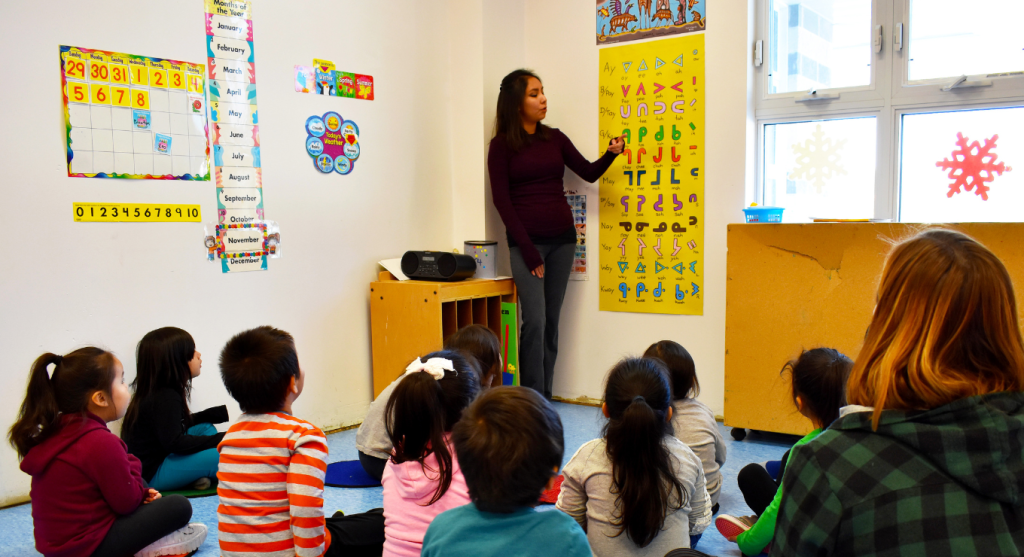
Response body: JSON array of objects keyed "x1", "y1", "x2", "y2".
[{"x1": 936, "y1": 133, "x2": 1012, "y2": 201}]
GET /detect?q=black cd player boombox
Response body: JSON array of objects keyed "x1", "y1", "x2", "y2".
[{"x1": 401, "y1": 251, "x2": 477, "y2": 282}]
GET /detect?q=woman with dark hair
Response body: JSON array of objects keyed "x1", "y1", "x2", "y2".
[
  {"x1": 489, "y1": 69, "x2": 624, "y2": 399},
  {"x1": 122, "y1": 327, "x2": 228, "y2": 491}
]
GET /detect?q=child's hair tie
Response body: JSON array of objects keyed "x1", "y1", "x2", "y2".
[
  {"x1": 632, "y1": 395, "x2": 646, "y2": 405},
  {"x1": 405, "y1": 357, "x2": 455, "y2": 380},
  {"x1": 48, "y1": 354, "x2": 64, "y2": 379}
]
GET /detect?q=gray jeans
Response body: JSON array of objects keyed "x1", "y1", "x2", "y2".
[{"x1": 509, "y1": 243, "x2": 575, "y2": 399}]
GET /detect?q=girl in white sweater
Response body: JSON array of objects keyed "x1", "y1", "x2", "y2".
[{"x1": 557, "y1": 357, "x2": 712, "y2": 556}]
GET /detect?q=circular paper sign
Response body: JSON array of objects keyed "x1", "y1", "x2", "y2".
[{"x1": 305, "y1": 112, "x2": 360, "y2": 176}]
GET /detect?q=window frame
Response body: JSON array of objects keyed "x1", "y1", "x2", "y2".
[{"x1": 753, "y1": 0, "x2": 1024, "y2": 221}]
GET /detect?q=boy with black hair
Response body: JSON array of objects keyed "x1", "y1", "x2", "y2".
[
  {"x1": 421, "y1": 386, "x2": 591, "y2": 557},
  {"x1": 217, "y1": 326, "x2": 331, "y2": 557}
]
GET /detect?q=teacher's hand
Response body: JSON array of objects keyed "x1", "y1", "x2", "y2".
[
  {"x1": 607, "y1": 135, "x2": 627, "y2": 155},
  {"x1": 531, "y1": 264, "x2": 545, "y2": 278}
]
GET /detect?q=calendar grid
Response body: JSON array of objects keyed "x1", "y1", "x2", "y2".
[{"x1": 60, "y1": 45, "x2": 211, "y2": 180}]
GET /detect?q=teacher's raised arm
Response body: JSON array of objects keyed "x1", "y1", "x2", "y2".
[{"x1": 487, "y1": 69, "x2": 623, "y2": 399}]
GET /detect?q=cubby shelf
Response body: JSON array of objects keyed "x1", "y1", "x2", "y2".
[{"x1": 370, "y1": 271, "x2": 517, "y2": 397}]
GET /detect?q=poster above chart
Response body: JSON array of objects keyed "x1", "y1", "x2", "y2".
[
  {"x1": 597, "y1": 0, "x2": 706, "y2": 45},
  {"x1": 598, "y1": 34, "x2": 704, "y2": 315},
  {"x1": 60, "y1": 46, "x2": 210, "y2": 180}
]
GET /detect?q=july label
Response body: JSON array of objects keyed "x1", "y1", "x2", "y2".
[{"x1": 214, "y1": 145, "x2": 260, "y2": 167}]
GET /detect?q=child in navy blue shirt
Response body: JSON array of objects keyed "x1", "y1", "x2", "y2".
[{"x1": 421, "y1": 387, "x2": 591, "y2": 557}]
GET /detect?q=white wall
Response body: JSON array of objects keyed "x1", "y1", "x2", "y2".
[
  {"x1": 0, "y1": 0, "x2": 458, "y2": 505},
  {"x1": 497, "y1": 0, "x2": 754, "y2": 412}
]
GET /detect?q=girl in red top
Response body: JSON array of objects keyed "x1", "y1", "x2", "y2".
[
  {"x1": 8, "y1": 348, "x2": 207, "y2": 557},
  {"x1": 488, "y1": 69, "x2": 625, "y2": 399}
]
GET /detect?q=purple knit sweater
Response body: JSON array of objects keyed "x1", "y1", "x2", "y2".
[{"x1": 488, "y1": 128, "x2": 617, "y2": 270}]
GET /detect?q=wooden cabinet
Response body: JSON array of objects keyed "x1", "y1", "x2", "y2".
[
  {"x1": 370, "y1": 272, "x2": 517, "y2": 397},
  {"x1": 726, "y1": 222, "x2": 1024, "y2": 435}
]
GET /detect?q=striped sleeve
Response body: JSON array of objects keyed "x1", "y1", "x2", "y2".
[
  {"x1": 288, "y1": 425, "x2": 329, "y2": 557},
  {"x1": 218, "y1": 413, "x2": 331, "y2": 557}
]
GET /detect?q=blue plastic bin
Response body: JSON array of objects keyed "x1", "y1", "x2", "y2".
[{"x1": 743, "y1": 206, "x2": 784, "y2": 223}]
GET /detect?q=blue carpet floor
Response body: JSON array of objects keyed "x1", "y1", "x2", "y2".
[{"x1": 0, "y1": 402, "x2": 794, "y2": 557}]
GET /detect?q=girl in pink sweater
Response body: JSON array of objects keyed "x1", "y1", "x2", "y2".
[{"x1": 382, "y1": 350, "x2": 481, "y2": 557}]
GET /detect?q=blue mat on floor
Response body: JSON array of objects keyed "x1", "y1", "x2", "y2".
[{"x1": 325, "y1": 460, "x2": 381, "y2": 488}]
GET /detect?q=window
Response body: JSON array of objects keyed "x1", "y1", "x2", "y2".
[
  {"x1": 754, "y1": 0, "x2": 1024, "y2": 223},
  {"x1": 764, "y1": 117, "x2": 876, "y2": 221},
  {"x1": 907, "y1": 1, "x2": 1024, "y2": 82},
  {"x1": 899, "y1": 106, "x2": 1024, "y2": 222},
  {"x1": 768, "y1": 0, "x2": 872, "y2": 94}
]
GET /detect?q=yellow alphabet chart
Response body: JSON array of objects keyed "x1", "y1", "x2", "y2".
[
  {"x1": 61, "y1": 46, "x2": 210, "y2": 180},
  {"x1": 598, "y1": 34, "x2": 705, "y2": 315},
  {"x1": 73, "y1": 203, "x2": 202, "y2": 222}
]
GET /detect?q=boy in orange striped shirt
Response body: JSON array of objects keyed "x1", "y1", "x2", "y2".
[{"x1": 217, "y1": 326, "x2": 330, "y2": 557}]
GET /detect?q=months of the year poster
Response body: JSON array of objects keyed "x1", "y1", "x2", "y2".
[
  {"x1": 60, "y1": 46, "x2": 210, "y2": 180},
  {"x1": 598, "y1": 34, "x2": 704, "y2": 315}
]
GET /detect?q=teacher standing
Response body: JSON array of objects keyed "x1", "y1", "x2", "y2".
[{"x1": 488, "y1": 69, "x2": 625, "y2": 399}]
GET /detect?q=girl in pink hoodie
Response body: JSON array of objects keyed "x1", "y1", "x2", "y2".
[
  {"x1": 8, "y1": 348, "x2": 207, "y2": 557},
  {"x1": 381, "y1": 350, "x2": 481, "y2": 557}
]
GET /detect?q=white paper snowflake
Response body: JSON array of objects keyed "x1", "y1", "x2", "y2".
[{"x1": 789, "y1": 124, "x2": 847, "y2": 193}]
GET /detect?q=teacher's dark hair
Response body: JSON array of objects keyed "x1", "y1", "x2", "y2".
[{"x1": 493, "y1": 69, "x2": 549, "y2": 152}]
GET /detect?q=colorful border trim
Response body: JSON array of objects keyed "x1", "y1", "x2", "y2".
[
  {"x1": 214, "y1": 221, "x2": 277, "y2": 258},
  {"x1": 60, "y1": 45, "x2": 211, "y2": 181}
]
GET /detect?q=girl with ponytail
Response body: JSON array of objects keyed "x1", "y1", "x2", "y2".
[
  {"x1": 557, "y1": 358, "x2": 712, "y2": 555},
  {"x1": 8, "y1": 349, "x2": 207, "y2": 557},
  {"x1": 356, "y1": 324, "x2": 502, "y2": 482},
  {"x1": 379, "y1": 350, "x2": 481, "y2": 557}
]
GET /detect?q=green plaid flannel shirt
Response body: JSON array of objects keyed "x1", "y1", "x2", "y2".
[{"x1": 770, "y1": 392, "x2": 1024, "y2": 557}]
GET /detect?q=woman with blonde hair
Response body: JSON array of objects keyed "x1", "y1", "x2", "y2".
[{"x1": 770, "y1": 229, "x2": 1024, "y2": 557}]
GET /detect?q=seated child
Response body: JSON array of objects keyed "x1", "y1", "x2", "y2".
[
  {"x1": 557, "y1": 357, "x2": 712, "y2": 556},
  {"x1": 380, "y1": 350, "x2": 481, "y2": 557},
  {"x1": 217, "y1": 326, "x2": 332, "y2": 557},
  {"x1": 356, "y1": 324, "x2": 502, "y2": 480},
  {"x1": 422, "y1": 386, "x2": 591, "y2": 557},
  {"x1": 123, "y1": 327, "x2": 229, "y2": 491},
  {"x1": 644, "y1": 340, "x2": 726, "y2": 512},
  {"x1": 444, "y1": 324, "x2": 503, "y2": 388},
  {"x1": 715, "y1": 348, "x2": 852, "y2": 556},
  {"x1": 10, "y1": 348, "x2": 206, "y2": 557},
  {"x1": 323, "y1": 351, "x2": 483, "y2": 557}
]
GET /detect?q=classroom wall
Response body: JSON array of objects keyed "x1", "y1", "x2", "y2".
[
  {"x1": 506, "y1": 0, "x2": 755, "y2": 411},
  {"x1": 0, "y1": 0, "x2": 756, "y2": 505},
  {"x1": 0, "y1": 0, "x2": 460, "y2": 505}
]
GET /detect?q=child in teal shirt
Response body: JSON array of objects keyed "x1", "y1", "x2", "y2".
[
  {"x1": 422, "y1": 387, "x2": 591, "y2": 557},
  {"x1": 716, "y1": 348, "x2": 853, "y2": 556}
]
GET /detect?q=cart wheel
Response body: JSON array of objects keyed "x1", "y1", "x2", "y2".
[{"x1": 730, "y1": 427, "x2": 747, "y2": 441}]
